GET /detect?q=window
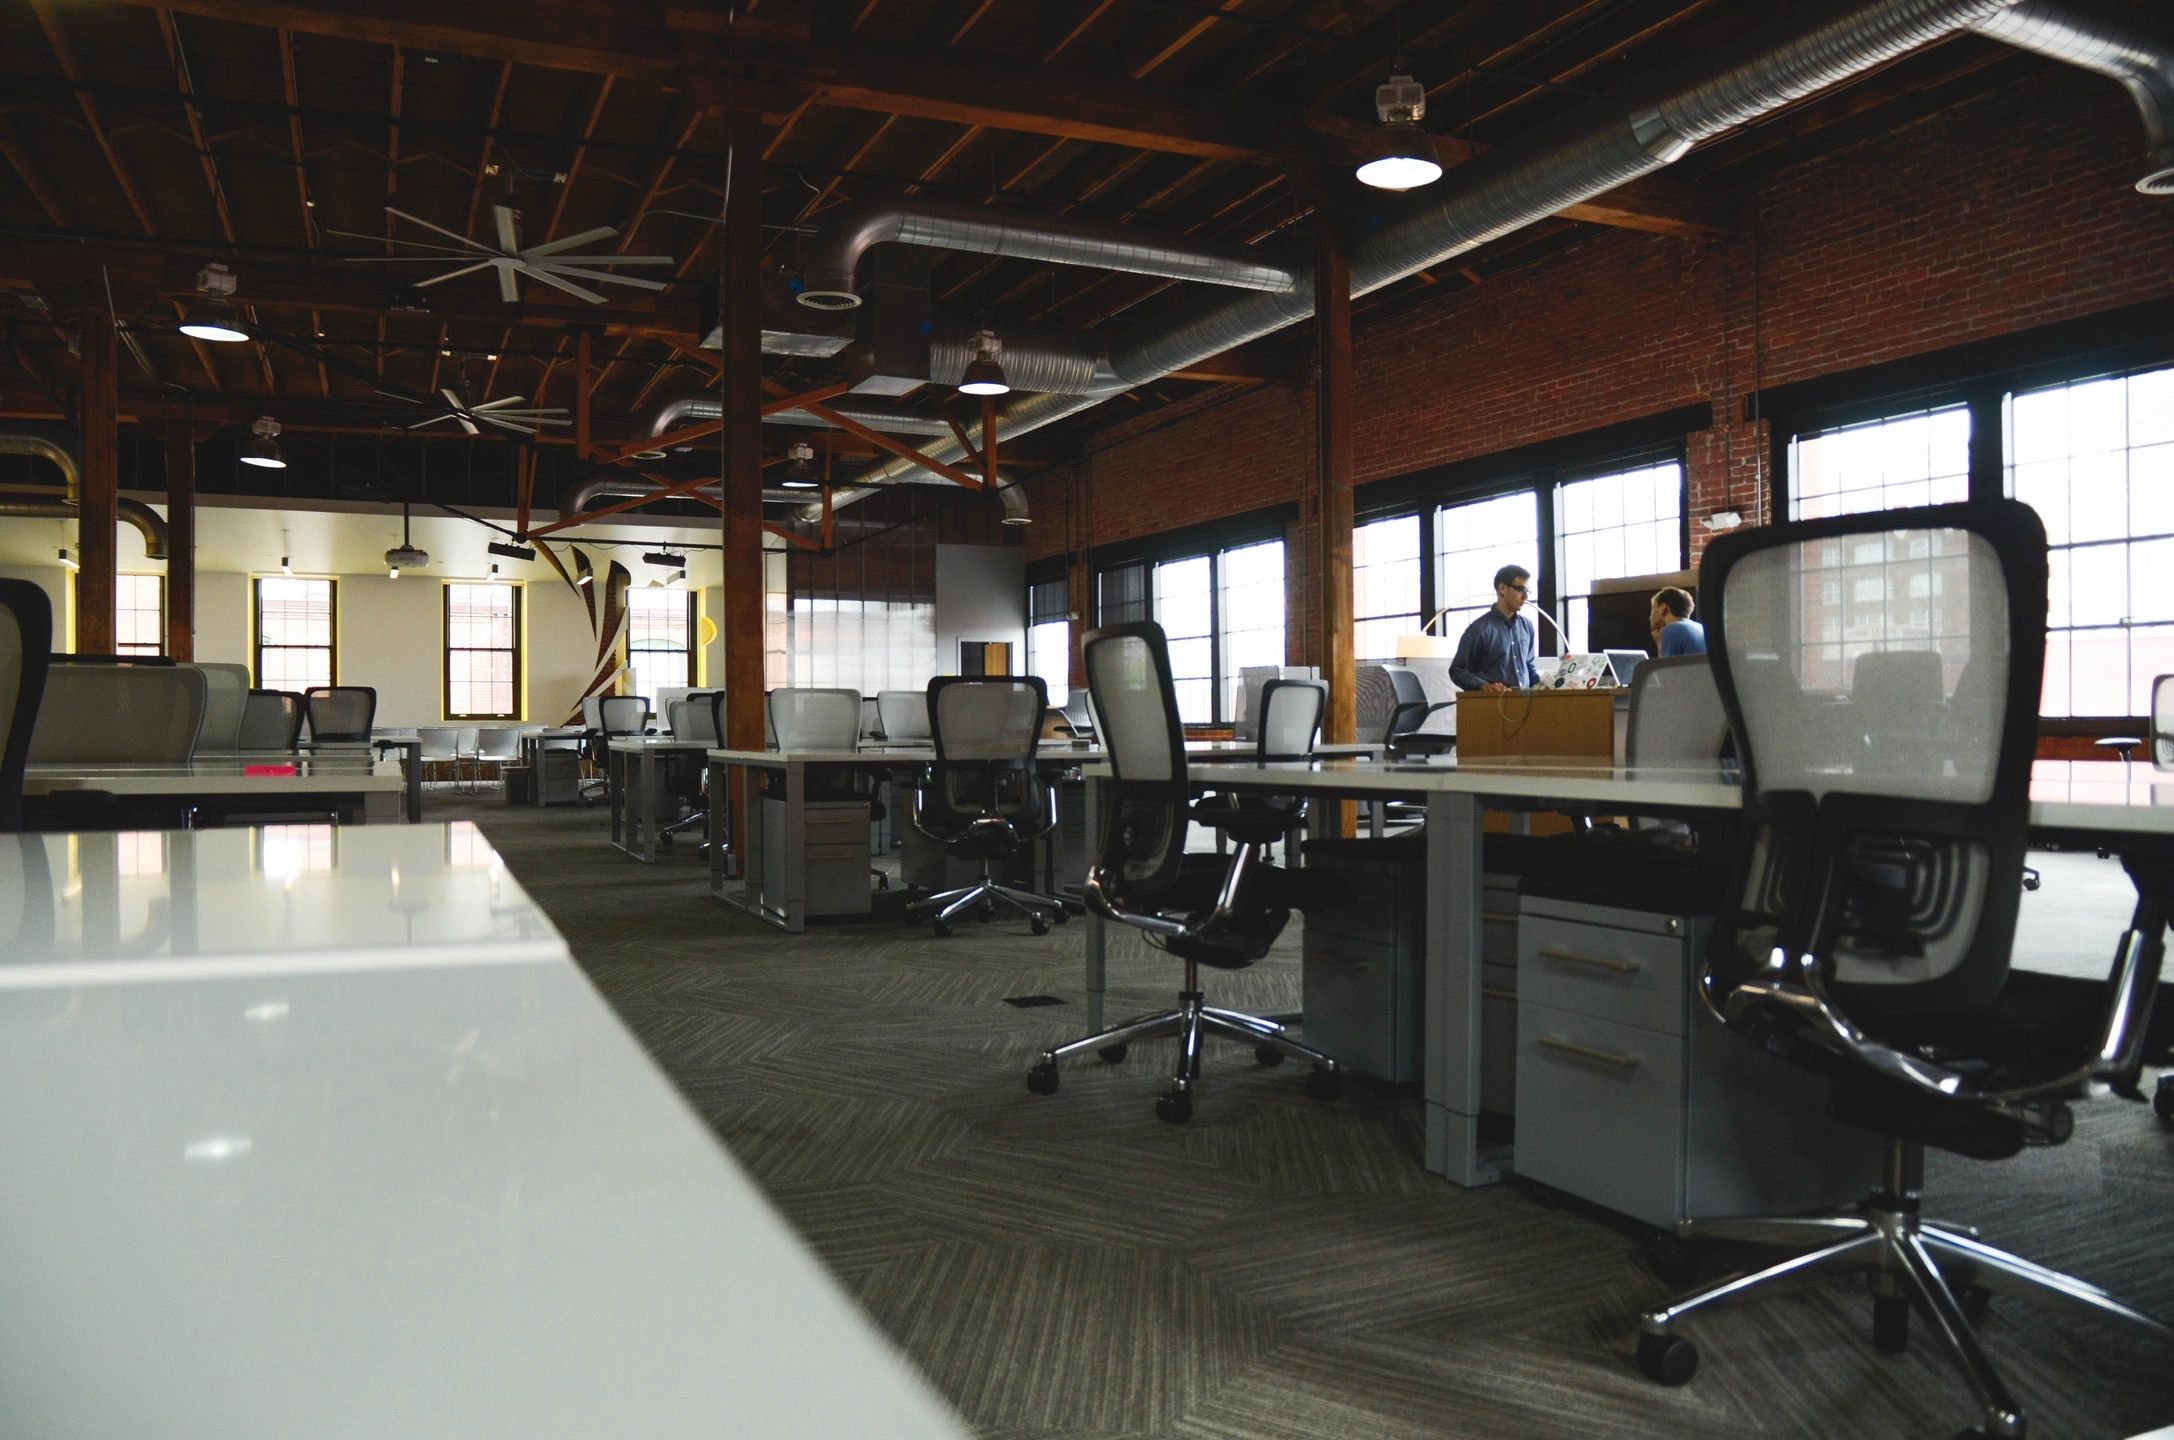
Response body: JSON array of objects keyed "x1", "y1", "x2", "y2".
[
  {"x1": 115, "y1": 574, "x2": 163, "y2": 656},
  {"x1": 2008, "y1": 364, "x2": 2174, "y2": 718},
  {"x1": 626, "y1": 587, "x2": 695, "y2": 705},
  {"x1": 1555, "y1": 461, "x2": 1682, "y2": 651},
  {"x1": 1096, "y1": 561, "x2": 1148, "y2": 627},
  {"x1": 1217, "y1": 539, "x2": 1286, "y2": 721},
  {"x1": 1352, "y1": 515, "x2": 1422, "y2": 661},
  {"x1": 1155, "y1": 554, "x2": 1215, "y2": 723},
  {"x1": 1027, "y1": 575, "x2": 1070, "y2": 707},
  {"x1": 255, "y1": 577, "x2": 335, "y2": 692},
  {"x1": 444, "y1": 582, "x2": 520, "y2": 720},
  {"x1": 1791, "y1": 404, "x2": 1971, "y2": 521},
  {"x1": 1437, "y1": 490, "x2": 1540, "y2": 647}
]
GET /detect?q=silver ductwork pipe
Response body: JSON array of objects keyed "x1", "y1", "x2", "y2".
[
  {"x1": 0, "y1": 432, "x2": 170, "y2": 557},
  {"x1": 1971, "y1": 0, "x2": 2174, "y2": 193},
  {"x1": 795, "y1": 197, "x2": 1300, "y2": 311},
  {"x1": 558, "y1": 473, "x2": 1030, "y2": 525}
]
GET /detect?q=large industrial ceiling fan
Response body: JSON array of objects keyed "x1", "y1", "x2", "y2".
[
  {"x1": 332, "y1": 202, "x2": 675, "y2": 305},
  {"x1": 377, "y1": 383, "x2": 571, "y2": 436}
]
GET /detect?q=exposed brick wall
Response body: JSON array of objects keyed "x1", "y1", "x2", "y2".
[{"x1": 1025, "y1": 70, "x2": 2174, "y2": 668}]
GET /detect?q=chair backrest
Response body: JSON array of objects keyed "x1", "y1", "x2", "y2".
[
  {"x1": 669, "y1": 696, "x2": 720, "y2": 745},
  {"x1": 238, "y1": 689, "x2": 305, "y2": 751},
  {"x1": 861, "y1": 696, "x2": 883, "y2": 740},
  {"x1": 581, "y1": 695, "x2": 605, "y2": 730},
  {"x1": 1256, "y1": 678, "x2": 1326, "y2": 760},
  {"x1": 305, "y1": 686, "x2": 376, "y2": 743},
  {"x1": 186, "y1": 663, "x2": 251, "y2": 753},
  {"x1": 30, "y1": 664, "x2": 207, "y2": 765},
  {"x1": 875, "y1": 689, "x2": 931, "y2": 743},
  {"x1": 0, "y1": 580, "x2": 54, "y2": 830},
  {"x1": 598, "y1": 695, "x2": 648, "y2": 736},
  {"x1": 770, "y1": 688, "x2": 862, "y2": 749},
  {"x1": 1703, "y1": 499, "x2": 2045, "y2": 1016},
  {"x1": 2156, "y1": 674, "x2": 2174, "y2": 771},
  {"x1": 1060, "y1": 693, "x2": 1096, "y2": 739},
  {"x1": 923, "y1": 677, "x2": 1048, "y2": 828},
  {"x1": 415, "y1": 726, "x2": 464, "y2": 760},
  {"x1": 1082, "y1": 623, "x2": 1190, "y2": 899},
  {"x1": 1232, "y1": 665, "x2": 1280, "y2": 743},
  {"x1": 1381, "y1": 666, "x2": 1430, "y2": 738},
  {"x1": 1624, "y1": 655, "x2": 1728, "y2": 768}
]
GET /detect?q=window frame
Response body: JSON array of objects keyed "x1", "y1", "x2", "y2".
[
  {"x1": 442, "y1": 580, "x2": 523, "y2": 722},
  {"x1": 624, "y1": 586, "x2": 698, "y2": 704},
  {"x1": 1025, "y1": 569, "x2": 1071, "y2": 706},
  {"x1": 114, "y1": 572, "x2": 165, "y2": 656},
  {"x1": 252, "y1": 575, "x2": 337, "y2": 692}
]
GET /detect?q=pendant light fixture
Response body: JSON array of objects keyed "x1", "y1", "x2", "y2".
[
  {"x1": 779, "y1": 440, "x2": 820, "y2": 490},
  {"x1": 280, "y1": 527, "x2": 293, "y2": 575},
  {"x1": 384, "y1": 503, "x2": 429, "y2": 578},
  {"x1": 1354, "y1": 6, "x2": 1441, "y2": 193},
  {"x1": 957, "y1": 329, "x2": 1010, "y2": 396},
  {"x1": 57, "y1": 546, "x2": 78, "y2": 571},
  {"x1": 240, "y1": 415, "x2": 287, "y2": 469},
  {"x1": 178, "y1": 263, "x2": 250, "y2": 343}
]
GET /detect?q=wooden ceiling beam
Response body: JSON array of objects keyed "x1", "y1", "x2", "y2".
[{"x1": 29, "y1": 0, "x2": 157, "y2": 236}]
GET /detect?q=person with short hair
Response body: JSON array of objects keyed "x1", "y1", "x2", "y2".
[
  {"x1": 1651, "y1": 586, "x2": 1706, "y2": 656},
  {"x1": 1449, "y1": 564, "x2": 1539, "y2": 692}
]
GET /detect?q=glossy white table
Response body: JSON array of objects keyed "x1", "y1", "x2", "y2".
[
  {"x1": 23, "y1": 756, "x2": 408, "y2": 827},
  {"x1": 606, "y1": 737, "x2": 713, "y2": 862},
  {"x1": 0, "y1": 823, "x2": 965, "y2": 1439},
  {"x1": 1089, "y1": 755, "x2": 2174, "y2": 1187}
]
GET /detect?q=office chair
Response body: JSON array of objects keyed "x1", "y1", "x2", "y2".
[
  {"x1": 876, "y1": 689, "x2": 932, "y2": 745},
  {"x1": 1027, "y1": 622, "x2": 1341, "y2": 1124},
  {"x1": 30, "y1": 664, "x2": 207, "y2": 765},
  {"x1": 907, "y1": 676, "x2": 1066, "y2": 937},
  {"x1": 1633, "y1": 500, "x2": 2174, "y2": 1440},
  {"x1": 659, "y1": 695, "x2": 719, "y2": 843},
  {"x1": 187, "y1": 663, "x2": 252, "y2": 753},
  {"x1": 0, "y1": 579, "x2": 53, "y2": 832},
  {"x1": 581, "y1": 695, "x2": 650, "y2": 800},
  {"x1": 473, "y1": 726, "x2": 524, "y2": 786},
  {"x1": 238, "y1": 690, "x2": 305, "y2": 751},
  {"x1": 304, "y1": 686, "x2": 377, "y2": 743},
  {"x1": 767, "y1": 688, "x2": 889, "y2": 887},
  {"x1": 1383, "y1": 664, "x2": 1454, "y2": 758}
]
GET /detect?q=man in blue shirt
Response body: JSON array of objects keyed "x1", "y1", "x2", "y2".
[
  {"x1": 1651, "y1": 586, "x2": 1707, "y2": 656},
  {"x1": 1449, "y1": 564, "x2": 1539, "y2": 692}
]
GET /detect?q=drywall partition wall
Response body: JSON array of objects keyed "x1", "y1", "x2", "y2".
[
  {"x1": 933, "y1": 543, "x2": 1025, "y2": 677},
  {"x1": 195, "y1": 572, "x2": 250, "y2": 670}
]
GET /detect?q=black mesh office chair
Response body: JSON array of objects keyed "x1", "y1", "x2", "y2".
[
  {"x1": 1027, "y1": 623, "x2": 1341, "y2": 1124},
  {"x1": 238, "y1": 689, "x2": 305, "y2": 751},
  {"x1": 0, "y1": 579, "x2": 53, "y2": 832},
  {"x1": 907, "y1": 676, "x2": 1066, "y2": 936},
  {"x1": 1633, "y1": 500, "x2": 2174, "y2": 1440},
  {"x1": 304, "y1": 686, "x2": 376, "y2": 743},
  {"x1": 659, "y1": 692, "x2": 720, "y2": 843}
]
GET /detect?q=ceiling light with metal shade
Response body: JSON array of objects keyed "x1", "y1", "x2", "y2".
[
  {"x1": 240, "y1": 416, "x2": 287, "y2": 469},
  {"x1": 1355, "y1": 73, "x2": 1442, "y2": 192},
  {"x1": 178, "y1": 263, "x2": 250, "y2": 343},
  {"x1": 957, "y1": 329, "x2": 1010, "y2": 396},
  {"x1": 778, "y1": 440, "x2": 820, "y2": 490}
]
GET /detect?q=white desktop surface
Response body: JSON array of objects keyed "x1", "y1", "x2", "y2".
[
  {"x1": 23, "y1": 757, "x2": 407, "y2": 799},
  {"x1": 607, "y1": 736, "x2": 715, "y2": 753},
  {"x1": 0, "y1": 823, "x2": 965, "y2": 1440}
]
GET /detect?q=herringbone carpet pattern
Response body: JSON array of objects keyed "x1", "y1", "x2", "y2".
[{"x1": 452, "y1": 796, "x2": 2174, "y2": 1439}]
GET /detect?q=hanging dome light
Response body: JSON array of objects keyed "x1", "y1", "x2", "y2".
[
  {"x1": 957, "y1": 329, "x2": 1010, "y2": 396},
  {"x1": 179, "y1": 263, "x2": 250, "y2": 343},
  {"x1": 779, "y1": 440, "x2": 820, "y2": 490},
  {"x1": 240, "y1": 415, "x2": 287, "y2": 469},
  {"x1": 1354, "y1": 74, "x2": 1442, "y2": 192}
]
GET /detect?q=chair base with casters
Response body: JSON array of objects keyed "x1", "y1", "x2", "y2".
[
  {"x1": 1636, "y1": 1133, "x2": 2174, "y2": 1439},
  {"x1": 908, "y1": 859, "x2": 1067, "y2": 937}
]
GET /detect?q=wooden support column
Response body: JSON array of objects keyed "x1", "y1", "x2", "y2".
[
  {"x1": 720, "y1": 105, "x2": 767, "y2": 857},
  {"x1": 573, "y1": 327, "x2": 593, "y2": 463},
  {"x1": 1314, "y1": 212, "x2": 1355, "y2": 751},
  {"x1": 76, "y1": 306, "x2": 118, "y2": 655},
  {"x1": 164, "y1": 425, "x2": 196, "y2": 661}
]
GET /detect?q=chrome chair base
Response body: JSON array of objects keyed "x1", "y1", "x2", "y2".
[
  {"x1": 1637, "y1": 1142, "x2": 2174, "y2": 1439},
  {"x1": 659, "y1": 807, "x2": 708, "y2": 842},
  {"x1": 908, "y1": 864, "x2": 1066, "y2": 935}
]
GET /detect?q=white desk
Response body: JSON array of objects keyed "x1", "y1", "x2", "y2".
[
  {"x1": 1090, "y1": 755, "x2": 2174, "y2": 1187},
  {"x1": 24, "y1": 756, "x2": 409, "y2": 827},
  {"x1": 0, "y1": 823, "x2": 965, "y2": 1440},
  {"x1": 606, "y1": 737, "x2": 712, "y2": 862}
]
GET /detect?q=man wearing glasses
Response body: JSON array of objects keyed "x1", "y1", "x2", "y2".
[{"x1": 1449, "y1": 564, "x2": 1538, "y2": 693}]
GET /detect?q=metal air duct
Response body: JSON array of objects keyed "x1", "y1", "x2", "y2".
[
  {"x1": 558, "y1": 472, "x2": 1030, "y2": 525},
  {"x1": 0, "y1": 433, "x2": 170, "y2": 557},
  {"x1": 1971, "y1": 0, "x2": 2174, "y2": 193},
  {"x1": 795, "y1": 197, "x2": 1301, "y2": 310}
]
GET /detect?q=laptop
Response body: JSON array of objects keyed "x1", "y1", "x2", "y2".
[{"x1": 1604, "y1": 649, "x2": 1650, "y2": 688}]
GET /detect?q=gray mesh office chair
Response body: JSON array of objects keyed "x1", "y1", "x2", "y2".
[
  {"x1": 581, "y1": 695, "x2": 650, "y2": 799},
  {"x1": 1027, "y1": 623, "x2": 1341, "y2": 1124},
  {"x1": 876, "y1": 689, "x2": 932, "y2": 745},
  {"x1": 305, "y1": 686, "x2": 376, "y2": 743},
  {"x1": 659, "y1": 695, "x2": 720, "y2": 843},
  {"x1": 771, "y1": 688, "x2": 862, "y2": 749},
  {"x1": 30, "y1": 664, "x2": 207, "y2": 765},
  {"x1": 189, "y1": 663, "x2": 252, "y2": 753},
  {"x1": 0, "y1": 579, "x2": 53, "y2": 831},
  {"x1": 238, "y1": 690, "x2": 305, "y2": 751},
  {"x1": 1634, "y1": 501, "x2": 2174, "y2": 1440},
  {"x1": 907, "y1": 676, "x2": 1065, "y2": 936}
]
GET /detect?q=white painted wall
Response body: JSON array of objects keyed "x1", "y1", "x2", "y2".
[{"x1": 933, "y1": 543, "x2": 1025, "y2": 676}]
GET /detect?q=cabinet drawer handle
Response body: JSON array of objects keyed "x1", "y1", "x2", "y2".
[
  {"x1": 1538, "y1": 945, "x2": 1640, "y2": 975},
  {"x1": 1537, "y1": 1034, "x2": 1643, "y2": 1071}
]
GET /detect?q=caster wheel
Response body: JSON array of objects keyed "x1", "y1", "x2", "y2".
[
  {"x1": 1156, "y1": 1089, "x2": 1193, "y2": 1125},
  {"x1": 1030, "y1": 918, "x2": 1051, "y2": 937},
  {"x1": 1873, "y1": 1294, "x2": 1910, "y2": 1355},
  {"x1": 933, "y1": 920, "x2": 953, "y2": 938},
  {"x1": 1305, "y1": 1066, "x2": 1341, "y2": 1101},
  {"x1": 1636, "y1": 1331, "x2": 1698, "y2": 1386},
  {"x1": 1254, "y1": 1043, "x2": 1285, "y2": 1068},
  {"x1": 1956, "y1": 1283, "x2": 1993, "y2": 1321},
  {"x1": 2155, "y1": 1077, "x2": 2174, "y2": 1124},
  {"x1": 1649, "y1": 1236, "x2": 1701, "y2": 1287},
  {"x1": 1052, "y1": 907, "x2": 1070, "y2": 925},
  {"x1": 1026, "y1": 1062, "x2": 1059, "y2": 1096},
  {"x1": 1097, "y1": 1043, "x2": 1128, "y2": 1064}
]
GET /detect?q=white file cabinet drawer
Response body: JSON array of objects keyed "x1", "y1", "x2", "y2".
[
  {"x1": 1517, "y1": 900, "x2": 1691, "y2": 1036},
  {"x1": 1514, "y1": 1000, "x2": 1685, "y2": 1228}
]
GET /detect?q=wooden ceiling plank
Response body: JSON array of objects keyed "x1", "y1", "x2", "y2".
[
  {"x1": 1130, "y1": 0, "x2": 1244, "y2": 80},
  {"x1": 0, "y1": 122, "x2": 73, "y2": 228},
  {"x1": 30, "y1": 0, "x2": 158, "y2": 235}
]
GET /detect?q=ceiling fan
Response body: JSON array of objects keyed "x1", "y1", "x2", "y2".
[
  {"x1": 331, "y1": 202, "x2": 676, "y2": 305},
  {"x1": 378, "y1": 384, "x2": 571, "y2": 436}
]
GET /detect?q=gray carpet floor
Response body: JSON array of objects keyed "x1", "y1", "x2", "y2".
[{"x1": 447, "y1": 794, "x2": 2174, "y2": 1439}]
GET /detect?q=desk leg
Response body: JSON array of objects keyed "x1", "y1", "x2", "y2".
[
  {"x1": 1084, "y1": 773, "x2": 1105, "y2": 1032},
  {"x1": 708, "y1": 758, "x2": 728, "y2": 894},
  {"x1": 783, "y1": 761, "x2": 807, "y2": 931},
  {"x1": 403, "y1": 747, "x2": 422, "y2": 822},
  {"x1": 639, "y1": 749, "x2": 658, "y2": 862},
  {"x1": 608, "y1": 751, "x2": 625, "y2": 848},
  {"x1": 1424, "y1": 790, "x2": 1506, "y2": 1187}
]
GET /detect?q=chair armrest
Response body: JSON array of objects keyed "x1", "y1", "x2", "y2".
[{"x1": 1082, "y1": 866, "x2": 1192, "y2": 940}]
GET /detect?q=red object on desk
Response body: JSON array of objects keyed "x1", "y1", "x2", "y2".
[{"x1": 243, "y1": 764, "x2": 299, "y2": 777}]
